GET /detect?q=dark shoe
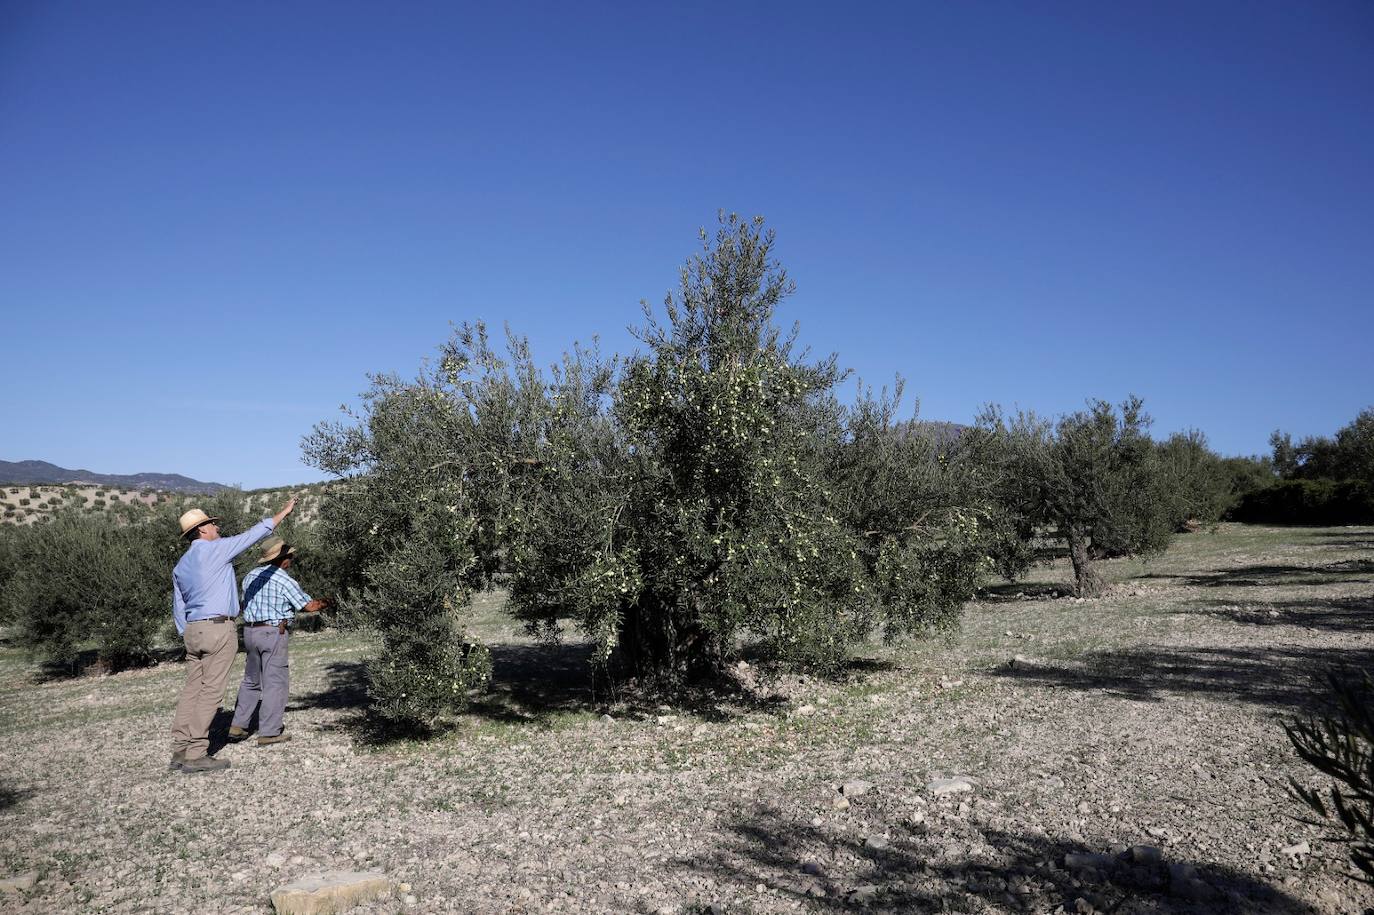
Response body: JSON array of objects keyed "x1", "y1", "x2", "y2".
[
  {"x1": 257, "y1": 733, "x2": 292, "y2": 746},
  {"x1": 228, "y1": 725, "x2": 251, "y2": 740},
  {"x1": 168, "y1": 750, "x2": 186, "y2": 771},
  {"x1": 180, "y1": 755, "x2": 231, "y2": 774}
]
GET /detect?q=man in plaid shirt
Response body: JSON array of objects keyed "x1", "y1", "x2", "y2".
[{"x1": 228, "y1": 537, "x2": 328, "y2": 746}]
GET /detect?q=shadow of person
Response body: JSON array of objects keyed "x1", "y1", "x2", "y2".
[{"x1": 207, "y1": 708, "x2": 237, "y2": 756}]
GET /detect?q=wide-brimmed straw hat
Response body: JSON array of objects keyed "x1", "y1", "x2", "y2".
[
  {"x1": 258, "y1": 537, "x2": 298, "y2": 565},
  {"x1": 178, "y1": 508, "x2": 220, "y2": 538}
]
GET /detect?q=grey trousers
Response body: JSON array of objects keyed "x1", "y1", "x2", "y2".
[{"x1": 231, "y1": 625, "x2": 290, "y2": 738}]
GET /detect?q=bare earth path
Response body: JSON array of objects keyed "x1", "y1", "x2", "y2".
[{"x1": 1, "y1": 524, "x2": 1372, "y2": 914}]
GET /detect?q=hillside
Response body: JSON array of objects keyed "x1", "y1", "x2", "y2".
[{"x1": 0, "y1": 460, "x2": 228, "y2": 494}]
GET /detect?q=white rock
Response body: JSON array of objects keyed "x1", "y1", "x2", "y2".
[
  {"x1": 269, "y1": 871, "x2": 391, "y2": 915},
  {"x1": 841, "y1": 779, "x2": 873, "y2": 797},
  {"x1": 794, "y1": 704, "x2": 817, "y2": 716},
  {"x1": 927, "y1": 776, "x2": 975, "y2": 796},
  {"x1": 1280, "y1": 840, "x2": 1310, "y2": 857},
  {"x1": 266, "y1": 853, "x2": 287, "y2": 869}
]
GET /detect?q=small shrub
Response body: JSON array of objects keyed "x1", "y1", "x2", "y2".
[
  {"x1": 18, "y1": 499, "x2": 29, "y2": 507},
  {"x1": 1286, "y1": 673, "x2": 1374, "y2": 883}
]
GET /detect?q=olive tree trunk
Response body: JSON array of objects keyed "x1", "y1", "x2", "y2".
[{"x1": 1066, "y1": 526, "x2": 1108, "y2": 598}]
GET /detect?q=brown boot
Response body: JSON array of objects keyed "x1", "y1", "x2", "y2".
[
  {"x1": 168, "y1": 750, "x2": 187, "y2": 771},
  {"x1": 257, "y1": 733, "x2": 292, "y2": 747},
  {"x1": 228, "y1": 725, "x2": 251, "y2": 740},
  {"x1": 180, "y1": 755, "x2": 231, "y2": 774}
]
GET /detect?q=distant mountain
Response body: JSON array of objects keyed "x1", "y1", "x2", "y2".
[{"x1": 0, "y1": 460, "x2": 230, "y2": 494}]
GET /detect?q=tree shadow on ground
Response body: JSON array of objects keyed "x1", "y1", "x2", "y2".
[
  {"x1": 992, "y1": 645, "x2": 1374, "y2": 716},
  {"x1": 32, "y1": 644, "x2": 187, "y2": 683},
  {"x1": 1138, "y1": 560, "x2": 1374, "y2": 589},
  {"x1": 0, "y1": 781, "x2": 33, "y2": 813},
  {"x1": 977, "y1": 582, "x2": 1070, "y2": 603},
  {"x1": 684, "y1": 803, "x2": 1317, "y2": 913},
  {"x1": 295, "y1": 641, "x2": 795, "y2": 744},
  {"x1": 1192, "y1": 596, "x2": 1374, "y2": 635}
]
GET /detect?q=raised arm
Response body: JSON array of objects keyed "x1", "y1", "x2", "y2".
[{"x1": 213, "y1": 497, "x2": 298, "y2": 561}]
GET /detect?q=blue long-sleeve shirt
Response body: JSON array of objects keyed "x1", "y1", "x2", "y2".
[{"x1": 172, "y1": 518, "x2": 276, "y2": 635}]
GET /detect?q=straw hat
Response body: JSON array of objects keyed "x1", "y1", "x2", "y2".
[
  {"x1": 258, "y1": 537, "x2": 298, "y2": 565},
  {"x1": 178, "y1": 508, "x2": 220, "y2": 538}
]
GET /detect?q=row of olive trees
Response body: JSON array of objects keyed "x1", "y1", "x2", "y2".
[
  {"x1": 303, "y1": 214, "x2": 1237, "y2": 730},
  {"x1": 0, "y1": 491, "x2": 334, "y2": 671}
]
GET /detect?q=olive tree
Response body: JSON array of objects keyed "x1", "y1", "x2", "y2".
[
  {"x1": 301, "y1": 329, "x2": 549, "y2": 729},
  {"x1": 7, "y1": 508, "x2": 180, "y2": 671},
  {"x1": 979, "y1": 397, "x2": 1172, "y2": 597},
  {"x1": 1157, "y1": 429, "x2": 1234, "y2": 529}
]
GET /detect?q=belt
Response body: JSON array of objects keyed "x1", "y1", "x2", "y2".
[
  {"x1": 246, "y1": 621, "x2": 289, "y2": 628},
  {"x1": 191, "y1": 616, "x2": 232, "y2": 624}
]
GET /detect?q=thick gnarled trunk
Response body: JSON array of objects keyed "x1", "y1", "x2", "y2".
[{"x1": 1066, "y1": 526, "x2": 1107, "y2": 598}]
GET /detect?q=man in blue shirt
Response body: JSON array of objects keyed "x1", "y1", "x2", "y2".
[
  {"x1": 228, "y1": 537, "x2": 328, "y2": 746},
  {"x1": 169, "y1": 497, "x2": 296, "y2": 774}
]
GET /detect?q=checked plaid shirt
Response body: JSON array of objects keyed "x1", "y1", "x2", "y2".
[{"x1": 240, "y1": 564, "x2": 312, "y2": 625}]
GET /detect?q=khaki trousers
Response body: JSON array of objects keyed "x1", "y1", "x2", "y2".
[{"x1": 169, "y1": 619, "x2": 236, "y2": 760}]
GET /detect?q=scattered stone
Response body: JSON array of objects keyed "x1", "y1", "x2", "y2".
[
  {"x1": 0, "y1": 872, "x2": 38, "y2": 894},
  {"x1": 800, "y1": 861, "x2": 826, "y2": 878},
  {"x1": 403, "y1": 894, "x2": 417, "y2": 906},
  {"x1": 831, "y1": 795, "x2": 851, "y2": 810},
  {"x1": 863, "y1": 835, "x2": 889, "y2": 850},
  {"x1": 841, "y1": 779, "x2": 873, "y2": 797},
  {"x1": 1064, "y1": 852, "x2": 1113, "y2": 871},
  {"x1": 269, "y1": 871, "x2": 391, "y2": 915},
  {"x1": 1280, "y1": 840, "x2": 1310, "y2": 857},
  {"x1": 600, "y1": 713, "x2": 616, "y2": 723},
  {"x1": 927, "y1": 776, "x2": 975, "y2": 796},
  {"x1": 846, "y1": 884, "x2": 879, "y2": 904},
  {"x1": 266, "y1": 852, "x2": 287, "y2": 869},
  {"x1": 938, "y1": 678, "x2": 964, "y2": 690},
  {"x1": 1127, "y1": 845, "x2": 1162, "y2": 866},
  {"x1": 397, "y1": 883, "x2": 412, "y2": 893},
  {"x1": 1072, "y1": 897, "x2": 1094, "y2": 914},
  {"x1": 794, "y1": 704, "x2": 817, "y2": 716}
]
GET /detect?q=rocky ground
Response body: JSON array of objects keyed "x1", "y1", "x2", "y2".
[{"x1": 1, "y1": 523, "x2": 1372, "y2": 914}]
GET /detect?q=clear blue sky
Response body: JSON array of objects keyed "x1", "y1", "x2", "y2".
[{"x1": 2, "y1": 2, "x2": 1371, "y2": 489}]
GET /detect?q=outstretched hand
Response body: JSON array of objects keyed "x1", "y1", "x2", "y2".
[{"x1": 273, "y1": 496, "x2": 298, "y2": 527}]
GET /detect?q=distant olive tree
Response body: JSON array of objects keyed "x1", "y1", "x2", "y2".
[
  {"x1": 1157, "y1": 429, "x2": 1233, "y2": 529},
  {"x1": 978, "y1": 397, "x2": 1172, "y2": 597},
  {"x1": 1271, "y1": 407, "x2": 1374, "y2": 484},
  {"x1": 7, "y1": 509, "x2": 180, "y2": 671}
]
